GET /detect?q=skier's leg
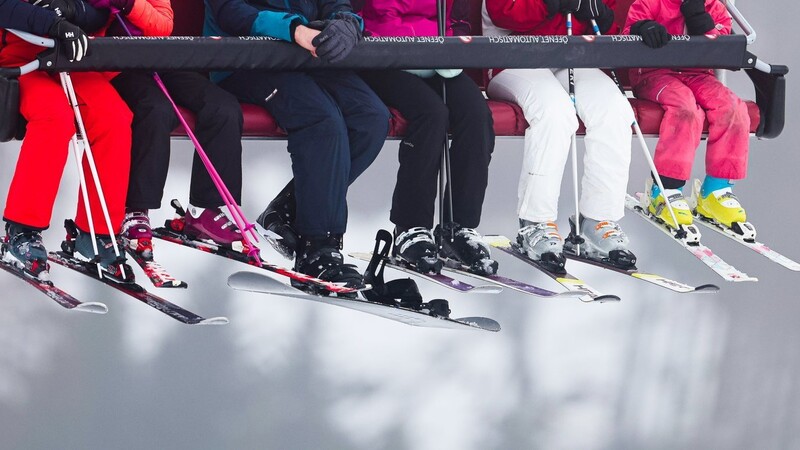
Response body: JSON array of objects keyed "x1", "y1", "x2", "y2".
[
  {"x1": 429, "y1": 73, "x2": 497, "y2": 274},
  {"x1": 71, "y1": 72, "x2": 133, "y2": 238},
  {"x1": 313, "y1": 70, "x2": 390, "y2": 183},
  {"x1": 163, "y1": 72, "x2": 244, "y2": 208},
  {"x1": 3, "y1": 72, "x2": 74, "y2": 230},
  {"x1": 686, "y1": 73, "x2": 751, "y2": 228},
  {"x1": 111, "y1": 71, "x2": 178, "y2": 211},
  {"x1": 360, "y1": 69, "x2": 447, "y2": 230},
  {"x1": 487, "y1": 68, "x2": 576, "y2": 224},
  {"x1": 562, "y1": 68, "x2": 635, "y2": 264}
]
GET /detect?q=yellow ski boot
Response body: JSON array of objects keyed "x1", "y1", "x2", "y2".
[
  {"x1": 644, "y1": 178, "x2": 694, "y2": 230},
  {"x1": 693, "y1": 179, "x2": 756, "y2": 241}
]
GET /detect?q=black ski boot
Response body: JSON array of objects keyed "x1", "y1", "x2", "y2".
[
  {"x1": 257, "y1": 180, "x2": 299, "y2": 260},
  {"x1": 393, "y1": 227, "x2": 443, "y2": 274},
  {"x1": 435, "y1": 222, "x2": 498, "y2": 276},
  {"x1": 61, "y1": 219, "x2": 133, "y2": 283},
  {"x1": 293, "y1": 234, "x2": 365, "y2": 297},
  {"x1": 1, "y1": 222, "x2": 50, "y2": 280}
]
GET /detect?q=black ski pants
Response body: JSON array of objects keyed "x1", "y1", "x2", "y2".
[
  {"x1": 360, "y1": 70, "x2": 495, "y2": 230},
  {"x1": 220, "y1": 70, "x2": 389, "y2": 237},
  {"x1": 112, "y1": 71, "x2": 243, "y2": 210}
]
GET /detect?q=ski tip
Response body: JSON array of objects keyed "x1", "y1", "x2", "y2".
[
  {"x1": 73, "y1": 302, "x2": 109, "y2": 314},
  {"x1": 454, "y1": 317, "x2": 501, "y2": 332},
  {"x1": 196, "y1": 316, "x2": 230, "y2": 325},
  {"x1": 694, "y1": 283, "x2": 720, "y2": 293},
  {"x1": 581, "y1": 294, "x2": 621, "y2": 303},
  {"x1": 469, "y1": 285, "x2": 504, "y2": 295}
]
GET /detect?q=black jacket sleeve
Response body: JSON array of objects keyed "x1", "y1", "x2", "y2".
[
  {"x1": 71, "y1": 0, "x2": 110, "y2": 33},
  {"x1": 0, "y1": 0, "x2": 59, "y2": 36}
]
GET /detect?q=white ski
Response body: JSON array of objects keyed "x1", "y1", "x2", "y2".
[{"x1": 625, "y1": 193, "x2": 757, "y2": 282}]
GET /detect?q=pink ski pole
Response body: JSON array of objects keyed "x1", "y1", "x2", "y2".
[{"x1": 114, "y1": 14, "x2": 264, "y2": 266}]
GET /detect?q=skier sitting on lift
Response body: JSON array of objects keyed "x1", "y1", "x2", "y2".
[
  {"x1": 625, "y1": 0, "x2": 754, "y2": 240},
  {"x1": 0, "y1": 0, "x2": 133, "y2": 280}
]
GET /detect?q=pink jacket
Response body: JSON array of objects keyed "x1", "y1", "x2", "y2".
[
  {"x1": 360, "y1": 0, "x2": 470, "y2": 37},
  {"x1": 623, "y1": 0, "x2": 732, "y2": 84}
]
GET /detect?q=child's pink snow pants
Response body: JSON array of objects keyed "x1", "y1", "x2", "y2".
[{"x1": 632, "y1": 69, "x2": 750, "y2": 181}]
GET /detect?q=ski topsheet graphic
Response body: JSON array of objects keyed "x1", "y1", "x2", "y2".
[
  {"x1": 228, "y1": 271, "x2": 500, "y2": 331},
  {"x1": 626, "y1": 194, "x2": 757, "y2": 282},
  {"x1": 49, "y1": 251, "x2": 228, "y2": 325},
  {"x1": 484, "y1": 235, "x2": 620, "y2": 302},
  {"x1": 0, "y1": 259, "x2": 108, "y2": 314}
]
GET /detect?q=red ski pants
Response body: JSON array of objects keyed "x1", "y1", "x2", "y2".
[
  {"x1": 633, "y1": 70, "x2": 750, "y2": 181},
  {"x1": 1, "y1": 37, "x2": 132, "y2": 234}
]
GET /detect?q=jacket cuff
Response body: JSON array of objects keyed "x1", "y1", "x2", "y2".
[{"x1": 251, "y1": 10, "x2": 307, "y2": 42}]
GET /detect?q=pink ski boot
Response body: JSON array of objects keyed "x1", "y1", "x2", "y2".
[
  {"x1": 121, "y1": 210, "x2": 154, "y2": 259},
  {"x1": 184, "y1": 205, "x2": 246, "y2": 253}
]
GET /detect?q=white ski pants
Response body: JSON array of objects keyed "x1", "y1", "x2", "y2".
[{"x1": 487, "y1": 68, "x2": 634, "y2": 222}]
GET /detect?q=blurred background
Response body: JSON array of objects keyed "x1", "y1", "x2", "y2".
[{"x1": 1, "y1": 1, "x2": 797, "y2": 448}]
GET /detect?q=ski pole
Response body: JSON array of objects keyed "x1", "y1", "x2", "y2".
[
  {"x1": 566, "y1": 13, "x2": 581, "y2": 255},
  {"x1": 60, "y1": 72, "x2": 128, "y2": 279},
  {"x1": 590, "y1": 19, "x2": 686, "y2": 239},
  {"x1": 114, "y1": 14, "x2": 264, "y2": 266},
  {"x1": 436, "y1": 0, "x2": 455, "y2": 241}
]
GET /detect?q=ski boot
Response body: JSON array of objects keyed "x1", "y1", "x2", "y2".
[
  {"x1": 121, "y1": 210, "x2": 154, "y2": 260},
  {"x1": 516, "y1": 221, "x2": 566, "y2": 275},
  {"x1": 294, "y1": 234, "x2": 365, "y2": 297},
  {"x1": 643, "y1": 178, "x2": 701, "y2": 244},
  {"x1": 184, "y1": 205, "x2": 246, "y2": 253},
  {"x1": 256, "y1": 181, "x2": 299, "y2": 260},
  {"x1": 567, "y1": 215, "x2": 637, "y2": 269},
  {"x1": 1, "y1": 222, "x2": 50, "y2": 281},
  {"x1": 419, "y1": 299, "x2": 451, "y2": 318},
  {"x1": 692, "y1": 179, "x2": 756, "y2": 242},
  {"x1": 61, "y1": 219, "x2": 133, "y2": 283},
  {"x1": 435, "y1": 222, "x2": 498, "y2": 276},
  {"x1": 393, "y1": 227, "x2": 443, "y2": 274}
]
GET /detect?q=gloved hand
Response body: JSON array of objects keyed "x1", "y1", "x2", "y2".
[
  {"x1": 544, "y1": 0, "x2": 581, "y2": 18},
  {"x1": 87, "y1": 0, "x2": 134, "y2": 14},
  {"x1": 311, "y1": 13, "x2": 362, "y2": 63},
  {"x1": 574, "y1": 0, "x2": 614, "y2": 33},
  {"x1": 680, "y1": 0, "x2": 714, "y2": 35},
  {"x1": 630, "y1": 20, "x2": 671, "y2": 48},
  {"x1": 48, "y1": 18, "x2": 88, "y2": 62},
  {"x1": 32, "y1": 0, "x2": 76, "y2": 20}
]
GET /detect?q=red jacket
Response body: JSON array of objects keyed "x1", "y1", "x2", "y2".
[
  {"x1": 485, "y1": 0, "x2": 619, "y2": 37},
  {"x1": 623, "y1": 0, "x2": 731, "y2": 83}
]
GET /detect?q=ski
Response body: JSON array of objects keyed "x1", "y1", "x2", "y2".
[
  {"x1": 153, "y1": 220, "x2": 364, "y2": 296},
  {"x1": 625, "y1": 194, "x2": 757, "y2": 282},
  {"x1": 0, "y1": 260, "x2": 108, "y2": 313},
  {"x1": 562, "y1": 250, "x2": 719, "y2": 294},
  {"x1": 349, "y1": 252, "x2": 502, "y2": 294},
  {"x1": 48, "y1": 251, "x2": 228, "y2": 325},
  {"x1": 228, "y1": 271, "x2": 500, "y2": 331},
  {"x1": 439, "y1": 260, "x2": 587, "y2": 298},
  {"x1": 483, "y1": 235, "x2": 620, "y2": 302},
  {"x1": 691, "y1": 215, "x2": 800, "y2": 271},
  {"x1": 126, "y1": 249, "x2": 188, "y2": 289}
]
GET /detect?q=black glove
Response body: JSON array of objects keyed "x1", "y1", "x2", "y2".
[
  {"x1": 311, "y1": 13, "x2": 362, "y2": 63},
  {"x1": 630, "y1": 19, "x2": 671, "y2": 48},
  {"x1": 48, "y1": 18, "x2": 89, "y2": 62},
  {"x1": 680, "y1": 0, "x2": 714, "y2": 35},
  {"x1": 32, "y1": 0, "x2": 77, "y2": 20},
  {"x1": 575, "y1": 0, "x2": 614, "y2": 33},
  {"x1": 544, "y1": 0, "x2": 581, "y2": 18}
]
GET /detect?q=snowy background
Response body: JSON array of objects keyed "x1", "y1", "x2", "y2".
[{"x1": 1, "y1": 1, "x2": 798, "y2": 449}]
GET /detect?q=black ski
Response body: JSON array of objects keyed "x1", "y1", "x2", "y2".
[
  {"x1": 48, "y1": 251, "x2": 228, "y2": 325},
  {"x1": 0, "y1": 260, "x2": 108, "y2": 314},
  {"x1": 227, "y1": 271, "x2": 500, "y2": 331},
  {"x1": 484, "y1": 235, "x2": 620, "y2": 302}
]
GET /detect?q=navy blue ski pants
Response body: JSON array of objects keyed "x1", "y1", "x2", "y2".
[{"x1": 220, "y1": 70, "x2": 389, "y2": 236}]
